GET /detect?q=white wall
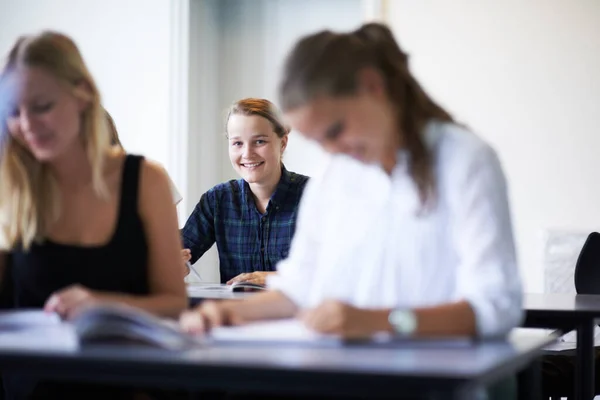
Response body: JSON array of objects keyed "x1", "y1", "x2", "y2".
[
  {"x1": 386, "y1": 0, "x2": 600, "y2": 292},
  {"x1": 0, "y1": 0, "x2": 176, "y2": 189}
]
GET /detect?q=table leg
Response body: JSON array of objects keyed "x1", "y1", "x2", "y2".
[
  {"x1": 517, "y1": 358, "x2": 541, "y2": 400},
  {"x1": 575, "y1": 319, "x2": 595, "y2": 400}
]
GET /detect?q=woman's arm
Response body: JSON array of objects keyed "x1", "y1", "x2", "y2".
[
  {"x1": 180, "y1": 290, "x2": 297, "y2": 332},
  {"x1": 181, "y1": 191, "x2": 217, "y2": 265},
  {"x1": 449, "y1": 146, "x2": 523, "y2": 338},
  {"x1": 92, "y1": 160, "x2": 188, "y2": 317}
]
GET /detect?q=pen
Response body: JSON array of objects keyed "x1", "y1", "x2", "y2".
[{"x1": 187, "y1": 261, "x2": 203, "y2": 281}]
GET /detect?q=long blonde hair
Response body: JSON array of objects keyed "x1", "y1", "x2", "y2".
[{"x1": 0, "y1": 31, "x2": 111, "y2": 250}]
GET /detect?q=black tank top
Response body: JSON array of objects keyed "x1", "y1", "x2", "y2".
[{"x1": 3, "y1": 155, "x2": 149, "y2": 309}]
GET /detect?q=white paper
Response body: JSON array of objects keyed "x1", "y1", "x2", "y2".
[
  {"x1": 210, "y1": 319, "x2": 337, "y2": 343},
  {"x1": 0, "y1": 310, "x2": 78, "y2": 351},
  {"x1": 0, "y1": 310, "x2": 61, "y2": 328}
]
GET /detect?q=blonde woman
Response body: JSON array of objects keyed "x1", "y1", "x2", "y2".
[{"x1": 0, "y1": 32, "x2": 186, "y2": 397}]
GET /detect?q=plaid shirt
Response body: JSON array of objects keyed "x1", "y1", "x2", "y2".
[{"x1": 181, "y1": 167, "x2": 309, "y2": 283}]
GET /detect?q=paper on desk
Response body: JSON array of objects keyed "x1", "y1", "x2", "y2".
[
  {"x1": 540, "y1": 326, "x2": 600, "y2": 352},
  {"x1": 0, "y1": 310, "x2": 78, "y2": 351},
  {"x1": 187, "y1": 283, "x2": 230, "y2": 292},
  {"x1": 210, "y1": 319, "x2": 334, "y2": 343},
  {"x1": 210, "y1": 319, "x2": 473, "y2": 347},
  {"x1": 0, "y1": 309, "x2": 61, "y2": 328}
]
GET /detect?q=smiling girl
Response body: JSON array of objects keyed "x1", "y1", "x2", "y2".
[{"x1": 181, "y1": 98, "x2": 309, "y2": 285}]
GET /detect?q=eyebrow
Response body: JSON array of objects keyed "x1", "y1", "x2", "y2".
[{"x1": 228, "y1": 134, "x2": 270, "y2": 140}]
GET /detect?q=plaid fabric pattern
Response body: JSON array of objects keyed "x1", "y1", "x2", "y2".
[{"x1": 181, "y1": 166, "x2": 309, "y2": 283}]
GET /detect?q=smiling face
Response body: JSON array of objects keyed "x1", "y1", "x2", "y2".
[
  {"x1": 227, "y1": 114, "x2": 288, "y2": 186},
  {"x1": 4, "y1": 66, "x2": 85, "y2": 162}
]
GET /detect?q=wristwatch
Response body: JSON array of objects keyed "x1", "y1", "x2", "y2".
[{"x1": 388, "y1": 309, "x2": 417, "y2": 336}]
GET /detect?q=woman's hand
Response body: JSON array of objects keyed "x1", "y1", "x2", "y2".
[
  {"x1": 180, "y1": 300, "x2": 244, "y2": 334},
  {"x1": 181, "y1": 249, "x2": 192, "y2": 276},
  {"x1": 300, "y1": 299, "x2": 392, "y2": 339},
  {"x1": 226, "y1": 271, "x2": 274, "y2": 286},
  {"x1": 44, "y1": 284, "x2": 104, "y2": 320}
]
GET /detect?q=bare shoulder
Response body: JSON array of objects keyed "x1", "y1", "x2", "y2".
[
  {"x1": 136, "y1": 159, "x2": 178, "y2": 227},
  {"x1": 139, "y1": 159, "x2": 172, "y2": 195}
]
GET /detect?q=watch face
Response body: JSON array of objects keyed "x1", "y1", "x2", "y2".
[{"x1": 389, "y1": 310, "x2": 417, "y2": 335}]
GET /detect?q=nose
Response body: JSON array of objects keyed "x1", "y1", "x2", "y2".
[{"x1": 242, "y1": 144, "x2": 253, "y2": 158}]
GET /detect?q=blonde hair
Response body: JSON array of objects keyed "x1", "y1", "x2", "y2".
[
  {"x1": 105, "y1": 109, "x2": 123, "y2": 148},
  {"x1": 0, "y1": 31, "x2": 111, "y2": 250}
]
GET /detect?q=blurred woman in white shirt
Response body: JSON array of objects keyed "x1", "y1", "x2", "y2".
[{"x1": 180, "y1": 22, "x2": 522, "y2": 340}]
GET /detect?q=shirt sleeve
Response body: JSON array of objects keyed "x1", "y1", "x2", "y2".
[
  {"x1": 451, "y1": 146, "x2": 523, "y2": 338},
  {"x1": 168, "y1": 176, "x2": 183, "y2": 205},
  {"x1": 181, "y1": 191, "x2": 217, "y2": 264}
]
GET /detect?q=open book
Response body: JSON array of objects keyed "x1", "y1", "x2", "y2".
[{"x1": 0, "y1": 305, "x2": 199, "y2": 351}]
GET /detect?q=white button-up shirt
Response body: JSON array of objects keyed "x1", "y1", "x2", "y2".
[{"x1": 268, "y1": 120, "x2": 522, "y2": 338}]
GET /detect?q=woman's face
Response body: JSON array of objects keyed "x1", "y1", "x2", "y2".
[
  {"x1": 284, "y1": 69, "x2": 398, "y2": 167},
  {"x1": 4, "y1": 66, "x2": 85, "y2": 162},
  {"x1": 227, "y1": 114, "x2": 288, "y2": 186}
]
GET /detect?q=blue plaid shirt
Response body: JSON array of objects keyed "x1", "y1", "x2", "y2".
[{"x1": 181, "y1": 166, "x2": 309, "y2": 283}]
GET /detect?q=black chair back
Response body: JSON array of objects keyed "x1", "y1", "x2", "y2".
[{"x1": 574, "y1": 232, "x2": 600, "y2": 294}]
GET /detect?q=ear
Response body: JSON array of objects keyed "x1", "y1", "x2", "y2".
[
  {"x1": 280, "y1": 134, "x2": 289, "y2": 154},
  {"x1": 357, "y1": 67, "x2": 386, "y2": 99}
]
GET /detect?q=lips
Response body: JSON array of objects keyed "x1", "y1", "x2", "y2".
[
  {"x1": 240, "y1": 161, "x2": 264, "y2": 169},
  {"x1": 25, "y1": 133, "x2": 53, "y2": 147}
]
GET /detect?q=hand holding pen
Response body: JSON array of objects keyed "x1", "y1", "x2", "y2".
[{"x1": 182, "y1": 248, "x2": 202, "y2": 281}]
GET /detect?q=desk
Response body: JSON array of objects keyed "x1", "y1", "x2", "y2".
[
  {"x1": 524, "y1": 293, "x2": 600, "y2": 400},
  {"x1": 0, "y1": 329, "x2": 553, "y2": 399}
]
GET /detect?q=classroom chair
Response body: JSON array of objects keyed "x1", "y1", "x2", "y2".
[{"x1": 545, "y1": 231, "x2": 600, "y2": 399}]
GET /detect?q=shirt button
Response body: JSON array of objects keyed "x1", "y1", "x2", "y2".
[
  {"x1": 261, "y1": 247, "x2": 265, "y2": 252},
  {"x1": 261, "y1": 216, "x2": 266, "y2": 222}
]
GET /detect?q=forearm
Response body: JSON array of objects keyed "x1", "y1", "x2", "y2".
[
  {"x1": 413, "y1": 300, "x2": 477, "y2": 336},
  {"x1": 367, "y1": 301, "x2": 477, "y2": 337},
  {"x1": 97, "y1": 291, "x2": 188, "y2": 319},
  {"x1": 229, "y1": 290, "x2": 298, "y2": 322}
]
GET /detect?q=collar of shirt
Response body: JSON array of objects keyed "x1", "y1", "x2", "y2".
[{"x1": 239, "y1": 165, "x2": 294, "y2": 215}]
